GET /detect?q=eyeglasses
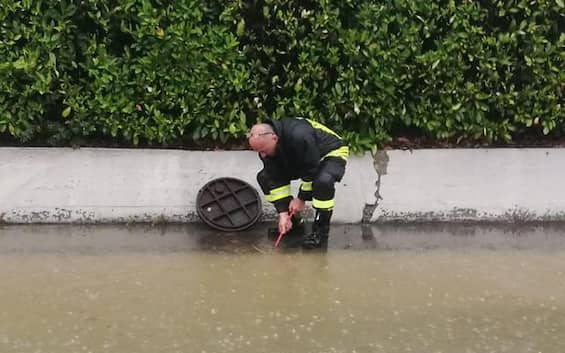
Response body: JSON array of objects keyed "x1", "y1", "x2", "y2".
[{"x1": 246, "y1": 131, "x2": 274, "y2": 139}]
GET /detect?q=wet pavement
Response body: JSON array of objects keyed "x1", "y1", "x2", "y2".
[{"x1": 1, "y1": 223, "x2": 565, "y2": 353}]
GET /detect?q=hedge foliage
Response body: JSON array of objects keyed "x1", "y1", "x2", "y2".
[{"x1": 1, "y1": 0, "x2": 563, "y2": 152}]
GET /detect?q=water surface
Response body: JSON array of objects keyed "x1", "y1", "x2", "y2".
[{"x1": 1, "y1": 223, "x2": 564, "y2": 353}]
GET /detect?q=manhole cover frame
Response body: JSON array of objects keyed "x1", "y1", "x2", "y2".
[{"x1": 196, "y1": 177, "x2": 263, "y2": 232}]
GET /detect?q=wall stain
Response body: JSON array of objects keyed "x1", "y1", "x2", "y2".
[
  {"x1": 373, "y1": 207, "x2": 565, "y2": 223},
  {"x1": 3, "y1": 209, "x2": 201, "y2": 224}
]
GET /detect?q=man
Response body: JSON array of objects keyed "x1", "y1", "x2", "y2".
[{"x1": 247, "y1": 117, "x2": 348, "y2": 248}]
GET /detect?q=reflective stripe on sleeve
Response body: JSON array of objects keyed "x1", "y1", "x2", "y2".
[
  {"x1": 300, "y1": 181, "x2": 313, "y2": 192},
  {"x1": 265, "y1": 184, "x2": 291, "y2": 202},
  {"x1": 323, "y1": 146, "x2": 349, "y2": 161},
  {"x1": 312, "y1": 198, "x2": 334, "y2": 210}
]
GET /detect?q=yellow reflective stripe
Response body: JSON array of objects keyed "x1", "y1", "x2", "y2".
[
  {"x1": 305, "y1": 119, "x2": 341, "y2": 139},
  {"x1": 300, "y1": 181, "x2": 312, "y2": 192},
  {"x1": 312, "y1": 198, "x2": 334, "y2": 210},
  {"x1": 265, "y1": 184, "x2": 291, "y2": 202},
  {"x1": 323, "y1": 146, "x2": 349, "y2": 161}
]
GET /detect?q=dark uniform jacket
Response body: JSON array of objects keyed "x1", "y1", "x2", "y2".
[
  {"x1": 259, "y1": 117, "x2": 348, "y2": 212},
  {"x1": 261, "y1": 117, "x2": 345, "y2": 180}
]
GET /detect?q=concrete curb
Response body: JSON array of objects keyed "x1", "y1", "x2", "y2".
[{"x1": 1, "y1": 147, "x2": 564, "y2": 224}]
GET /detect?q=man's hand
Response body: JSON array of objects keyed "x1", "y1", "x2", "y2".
[
  {"x1": 278, "y1": 212, "x2": 293, "y2": 234},
  {"x1": 289, "y1": 198, "x2": 305, "y2": 215}
]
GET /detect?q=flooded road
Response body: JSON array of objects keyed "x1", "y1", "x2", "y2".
[{"x1": 1, "y1": 223, "x2": 564, "y2": 353}]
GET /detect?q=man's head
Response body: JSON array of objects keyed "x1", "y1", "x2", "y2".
[{"x1": 247, "y1": 123, "x2": 278, "y2": 158}]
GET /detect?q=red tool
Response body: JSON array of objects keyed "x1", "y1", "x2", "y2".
[{"x1": 273, "y1": 210, "x2": 294, "y2": 248}]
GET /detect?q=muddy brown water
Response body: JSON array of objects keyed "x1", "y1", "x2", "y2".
[{"x1": 1, "y1": 223, "x2": 564, "y2": 353}]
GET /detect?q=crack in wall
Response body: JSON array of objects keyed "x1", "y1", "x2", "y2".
[
  {"x1": 361, "y1": 150, "x2": 389, "y2": 238},
  {"x1": 362, "y1": 150, "x2": 389, "y2": 223}
]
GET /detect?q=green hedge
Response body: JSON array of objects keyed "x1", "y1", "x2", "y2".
[{"x1": 1, "y1": 0, "x2": 563, "y2": 152}]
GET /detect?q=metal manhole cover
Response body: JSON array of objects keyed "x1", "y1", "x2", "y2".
[{"x1": 196, "y1": 177, "x2": 262, "y2": 232}]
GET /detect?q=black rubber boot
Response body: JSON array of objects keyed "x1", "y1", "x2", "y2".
[
  {"x1": 267, "y1": 213, "x2": 305, "y2": 239},
  {"x1": 302, "y1": 209, "x2": 332, "y2": 249}
]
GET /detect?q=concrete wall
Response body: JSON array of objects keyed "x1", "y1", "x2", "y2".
[
  {"x1": 373, "y1": 149, "x2": 564, "y2": 222},
  {"x1": 1, "y1": 147, "x2": 563, "y2": 224}
]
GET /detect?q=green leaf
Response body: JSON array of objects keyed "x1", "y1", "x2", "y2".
[
  {"x1": 294, "y1": 78, "x2": 303, "y2": 92},
  {"x1": 335, "y1": 82, "x2": 343, "y2": 96},
  {"x1": 192, "y1": 126, "x2": 201, "y2": 140},
  {"x1": 236, "y1": 19, "x2": 245, "y2": 37},
  {"x1": 62, "y1": 107, "x2": 72, "y2": 118}
]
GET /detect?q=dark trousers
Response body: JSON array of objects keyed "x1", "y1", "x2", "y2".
[{"x1": 257, "y1": 157, "x2": 346, "y2": 211}]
